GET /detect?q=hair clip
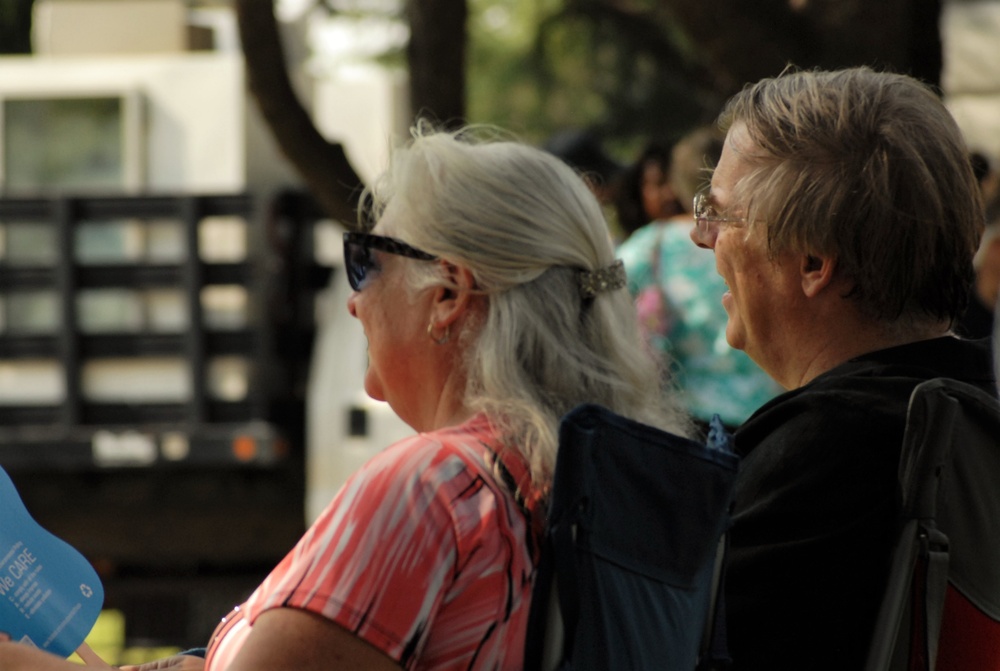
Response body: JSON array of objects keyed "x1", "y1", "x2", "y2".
[{"x1": 577, "y1": 260, "x2": 627, "y2": 299}]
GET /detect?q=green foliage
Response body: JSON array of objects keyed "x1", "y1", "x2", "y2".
[
  {"x1": 465, "y1": 0, "x2": 556, "y2": 143},
  {"x1": 466, "y1": 0, "x2": 712, "y2": 159}
]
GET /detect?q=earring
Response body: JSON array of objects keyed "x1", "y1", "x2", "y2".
[{"x1": 427, "y1": 321, "x2": 450, "y2": 345}]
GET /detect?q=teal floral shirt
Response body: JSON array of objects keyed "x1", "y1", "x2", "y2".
[{"x1": 617, "y1": 219, "x2": 782, "y2": 426}]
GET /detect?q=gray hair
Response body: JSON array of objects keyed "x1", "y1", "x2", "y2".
[
  {"x1": 364, "y1": 125, "x2": 692, "y2": 487},
  {"x1": 720, "y1": 66, "x2": 983, "y2": 328}
]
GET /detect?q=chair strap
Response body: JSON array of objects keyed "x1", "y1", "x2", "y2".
[
  {"x1": 523, "y1": 534, "x2": 554, "y2": 671},
  {"x1": 925, "y1": 528, "x2": 950, "y2": 670},
  {"x1": 552, "y1": 516, "x2": 581, "y2": 661},
  {"x1": 910, "y1": 527, "x2": 950, "y2": 671},
  {"x1": 698, "y1": 532, "x2": 732, "y2": 670}
]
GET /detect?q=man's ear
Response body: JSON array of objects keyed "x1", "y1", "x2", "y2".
[
  {"x1": 431, "y1": 262, "x2": 478, "y2": 329},
  {"x1": 801, "y1": 253, "x2": 836, "y2": 298}
]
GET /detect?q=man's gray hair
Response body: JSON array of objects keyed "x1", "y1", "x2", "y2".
[{"x1": 720, "y1": 66, "x2": 983, "y2": 328}]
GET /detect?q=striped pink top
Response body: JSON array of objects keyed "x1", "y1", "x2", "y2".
[{"x1": 205, "y1": 414, "x2": 543, "y2": 670}]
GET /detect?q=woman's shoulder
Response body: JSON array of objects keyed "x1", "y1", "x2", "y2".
[
  {"x1": 393, "y1": 414, "x2": 497, "y2": 462},
  {"x1": 351, "y1": 416, "x2": 502, "y2": 497}
]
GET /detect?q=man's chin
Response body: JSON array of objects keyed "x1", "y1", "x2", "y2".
[{"x1": 724, "y1": 324, "x2": 745, "y2": 352}]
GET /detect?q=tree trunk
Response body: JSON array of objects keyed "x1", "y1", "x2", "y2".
[
  {"x1": 235, "y1": 0, "x2": 363, "y2": 224},
  {"x1": 406, "y1": 0, "x2": 468, "y2": 128},
  {"x1": 0, "y1": 0, "x2": 34, "y2": 54}
]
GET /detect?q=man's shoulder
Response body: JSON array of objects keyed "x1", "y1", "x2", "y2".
[
  {"x1": 738, "y1": 335, "x2": 996, "y2": 453},
  {"x1": 735, "y1": 372, "x2": 919, "y2": 460}
]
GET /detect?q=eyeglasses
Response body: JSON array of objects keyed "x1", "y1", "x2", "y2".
[
  {"x1": 693, "y1": 188, "x2": 748, "y2": 235},
  {"x1": 343, "y1": 232, "x2": 438, "y2": 291}
]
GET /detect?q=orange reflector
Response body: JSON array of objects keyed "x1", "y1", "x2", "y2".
[{"x1": 232, "y1": 435, "x2": 257, "y2": 461}]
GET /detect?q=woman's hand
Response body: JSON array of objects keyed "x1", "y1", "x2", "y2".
[
  {"x1": 0, "y1": 640, "x2": 81, "y2": 671},
  {"x1": 118, "y1": 655, "x2": 206, "y2": 671},
  {"x1": 0, "y1": 632, "x2": 203, "y2": 671}
]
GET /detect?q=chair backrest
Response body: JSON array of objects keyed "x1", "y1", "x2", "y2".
[
  {"x1": 865, "y1": 377, "x2": 1000, "y2": 671},
  {"x1": 994, "y1": 300, "x2": 999, "y2": 392},
  {"x1": 524, "y1": 404, "x2": 739, "y2": 671}
]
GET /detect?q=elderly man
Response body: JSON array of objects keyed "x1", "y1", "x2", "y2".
[{"x1": 691, "y1": 67, "x2": 998, "y2": 670}]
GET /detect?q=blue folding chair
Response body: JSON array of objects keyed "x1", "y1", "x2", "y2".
[{"x1": 525, "y1": 404, "x2": 739, "y2": 671}]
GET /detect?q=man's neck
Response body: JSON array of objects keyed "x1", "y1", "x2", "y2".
[{"x1": 779, "y1": 319, "x2": 950, "y2": 390}]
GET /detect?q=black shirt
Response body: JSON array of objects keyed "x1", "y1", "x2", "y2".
[{"x1": 726, "y1": 336, "x2": 996, "y2": 670}]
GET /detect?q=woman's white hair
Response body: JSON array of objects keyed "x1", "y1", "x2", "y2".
[{"x1": 364, "y1": 124, "x2": 692, "y2": 489}]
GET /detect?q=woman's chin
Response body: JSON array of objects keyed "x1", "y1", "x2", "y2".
[{"x1": 363, "y1": 375, "x2": 385, "y2": 402}]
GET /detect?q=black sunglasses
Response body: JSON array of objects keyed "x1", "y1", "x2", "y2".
[{"x1": 343, "y1": 232, "x2": 438, "y2": 291}]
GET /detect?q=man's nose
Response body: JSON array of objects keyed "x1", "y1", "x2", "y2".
[{"x1": 689, "y1": 219, "x2": 718, "y2": 249}]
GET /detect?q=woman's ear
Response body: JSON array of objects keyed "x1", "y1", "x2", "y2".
[
  {"x1": 800, "y1": 253, "x2": 836, "y2": 298},
  {"x1": 431, "y1": 262, "x2": 479, "y2": 329}
]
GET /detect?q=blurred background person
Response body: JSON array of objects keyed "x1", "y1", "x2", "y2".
[
  {"x1": 617, "y1": 125, "x2": 782, "y2": 433},
  {"x1": 543, "y1": 128, "x2": 626, "y2": 236},
  {"x1": 614, "y1": 141, "x2": 683, "y2": 241},
  {"x1": 971, "y1": 150, "x2": 999, "y2": 205},
  {"x1": 957, "y1": 153, "x2": 1000, "y2": 339}
]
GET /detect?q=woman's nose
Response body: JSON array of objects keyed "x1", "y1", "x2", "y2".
[{"x1": 347, "y1": 291, "x2": 359, "y2": 318}]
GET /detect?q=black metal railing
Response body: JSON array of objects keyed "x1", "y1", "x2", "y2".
[{"x1": 0, "y1": 192, "x2": 331, "y2": 469}]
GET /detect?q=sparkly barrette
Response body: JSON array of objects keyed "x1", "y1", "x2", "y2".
[{"x1": 577, "y1": 260, "x2": 627, "y2": 299}]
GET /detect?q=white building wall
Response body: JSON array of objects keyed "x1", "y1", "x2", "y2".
[
  {"x1": 0, "y1": 52, "x2": 301, "y2": 194},
  {"x1": 312, "y1": 64, "x2": 411, "y2": 185},
  {"x1": 942, "y1": 0, "x2": 1000, "y2": 162}
]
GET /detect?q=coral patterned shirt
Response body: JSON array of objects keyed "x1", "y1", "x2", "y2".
[{"x1": 205, "y1": 414, "x2": 543, "y2": 670}]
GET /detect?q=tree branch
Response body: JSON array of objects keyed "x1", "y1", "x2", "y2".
[{"x1": 235, "y1": 0, "x2": 363, "y2": 224}]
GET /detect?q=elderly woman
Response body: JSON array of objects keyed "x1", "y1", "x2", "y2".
[{"x1": 0, "y1": 126, "x2": 690, "y2": 671}]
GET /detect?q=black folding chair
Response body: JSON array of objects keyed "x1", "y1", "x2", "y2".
[{"x1": 865, "y1": 378, "x2": 1000, "y2": 671}]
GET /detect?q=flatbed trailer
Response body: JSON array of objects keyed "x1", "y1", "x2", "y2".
[{"x1": 0, "y1": 191, "x2": 329, "y2": 648}]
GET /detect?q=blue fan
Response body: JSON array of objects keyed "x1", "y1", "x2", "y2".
[{"x1": 0, "y1": 466, "x2": 104, "y2": 659}]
